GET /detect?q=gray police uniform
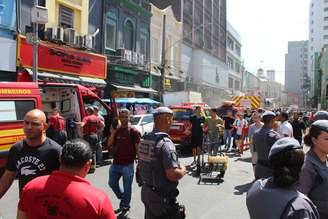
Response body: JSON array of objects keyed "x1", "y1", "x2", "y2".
[
  {"x1": 247, "y1": 178, "x2": 319, "y2": 219},
  {"x1": 253, "y1": 127, "x2": 280, "y2": 179},
  {"x1": 299, "y1": 149, "x2": 328, "y2": 218},
  {"x1": 139, "y1": 131, "x2": 180, "y2": 219}
]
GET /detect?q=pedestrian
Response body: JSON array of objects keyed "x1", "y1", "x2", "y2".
[
  {"x1": 139, "y1": 107, "x2": 187, "y2": 219},
  {"x1": 0, "y1": 109, "x2": 62, "y2": 198},
  {"x1": 107, "y1": 108, "x2": 141, "y2": 217},
  {"x1": 279, "y1": 112, "x2": 293, "y2": 137},
  {"x1": 253, "y1": 111, "x2": 280, "y2": 179},
  {"x1": 16, "y1": 139, "x2": 116, "y2": 219},
  {"x1": 247, "y1": 137, "x2": 319, "y2": 219},
  {"x1": 223, "y1": 110, "x2": 235, "y2": 151},
  {"x1": 233, "y1": 113, "x2": 248, "y2": 154},
  {"x1": 248, "y1": 112, "x2": 263, "y2": 176},
  {"x1": 189, "y1": 106, "x2": 205, "y2": 165},
  {"x1": 204, "y1": 108, "x2": 224, "y2": 156},
  {"x1": 291, "y1": 111, "x2": 306, "y2": 145},
  {"x1": 298, "y1": 120, "x2": 328, "y2": 218},
  {"x1": 79, "y1": 106, "x2": 104, "y2": 171},
  {"x1": 47, "y1": 107, "x2": 67, "y2": 146},
  {"x1": 93, "y1": 105, "x2": 105, "y2": 167}
]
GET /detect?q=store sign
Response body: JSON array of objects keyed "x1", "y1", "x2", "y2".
[{"x1": 17, "y1": 35, "x2": 107, "y2": 79}]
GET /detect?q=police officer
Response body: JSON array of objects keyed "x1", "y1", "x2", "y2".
[
  {"x1": 299, "y1": 120, "x2": 328, "y2": 218},
  {"x1": 247, "y1": 137, "x2": 319, "y2": 219},
  {"x1": 139, "y1": 107, "x2": 187, "y2": 219},
  {"x1": 253, "y1": 111, "x2": 280, "y2": 179}
]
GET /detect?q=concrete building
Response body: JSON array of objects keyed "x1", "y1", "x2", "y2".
[
  {"x1": 259, "y1": 79, "x2": 284, "y2": 107},
  {"x1": 226, "y1": 22, "x2": 242, "y2": 92},
  {"x1": 243, "y1": 71, "x2": 260, "y2": 95},
  {"x1": 266, "y1": 70, "x2": 275, "y2": 82},
  {"x1": 309, "y1": 0, "x2": 328, "y2": 95},
  {"x1": 150, "y1": 3, "x2": 183, "y2": 92},
  {"x1": 285, "y1": 41, "x2": 309, "y2": 107},
  {"x1": 0, "y1": 0, "x2": 17, "y2": 81}
]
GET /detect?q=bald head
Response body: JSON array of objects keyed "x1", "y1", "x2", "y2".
[
  {"x1": 23, "y1": 109, "x2": 48, "y2": 143},
  {"x1": 25, "y1": 109, "x2": 47, "y2": 124}
]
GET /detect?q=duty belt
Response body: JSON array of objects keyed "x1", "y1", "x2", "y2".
[
  {"x1": 145, "y1": 184, "x2": 179, "y2": 198},
  {"x1": 257, "y1": 160, "x2": 271, "y2": 168}
]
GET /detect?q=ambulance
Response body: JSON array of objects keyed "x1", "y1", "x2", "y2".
[{"x1": 0, "y1": 82, "x2": 112, "y2": 173}]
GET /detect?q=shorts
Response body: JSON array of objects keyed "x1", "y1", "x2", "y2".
[
  {"x1": 191, "y1": 135, "x2": 203, "y2": 149},
  {"x1": 235, "y1": 134, "x2": 242, "y2": 140}
]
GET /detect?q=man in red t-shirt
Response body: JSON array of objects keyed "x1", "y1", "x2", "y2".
[
  {"x1": 47, "y1": 107, "x2": 67, "y2": 146},
  {"x1": 17, "y1": 139, "x2": 116, "y2": 219},
  {"x1": 107, "y1": 108, "x2": 141, "y2": 217}
]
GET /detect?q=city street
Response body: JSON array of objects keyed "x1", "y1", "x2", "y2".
[{"x1": 0, "y1": 150, "x2": 254, "y2": 219}]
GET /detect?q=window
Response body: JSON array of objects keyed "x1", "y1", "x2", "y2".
[
  {"x1": 325, "y1": 7, "x2": 328, "y2": 12},
  {"x1": 235, "y1": 80, "x2": 240, "y2": 90},
  {"x1": 324, "y1": 17, "x2": 328, "y2": 21},
  {"x1": 227, "y1": 37, "x2": 234, "y2": 50},
  {"x1": 228, "y1": 78, "x2": 233, "y2": 89},
  {"x1": 140, "y1": 32, "x2": 147, "y2": 55},
  {"x1": 326, "y1": 0, "x2": 328, "y2": 3},
  {"x1": 59, "y1": 5, "x2": 74, "y2": 28},
  {"x1": 227, "y1": 57, "x2": 234, "y2": 69},
  {"x1": 235, "y1": 45, "x2": 241, "y2": 56},
  {"x1": 235, "y1": 63, "x2": 241, "y2": 73},
  {"x1": 325, "y1": 26, "x2": 328, "y2": 30},
  {"x1": 324, "y1": 35, "x2": 328, "y2": 39},
  {"x1": 124, "y1": 20, "x2": 134, "y2": 50},
  {"x1": 0, "y1": 100, "x2": 35, "y2": 122},
  {"x1": 105, "y1": 17, "x2": 116, "y2": 50},
  {"x1": 142, "y1": 115, "x2": 153, "y2": 124},
  {"x1": 151, "y1": 37, "x2": 159, "y2": 63}
]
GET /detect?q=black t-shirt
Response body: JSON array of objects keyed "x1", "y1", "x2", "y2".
[
  {"x1": 291, "y1": 119, "x2": 306, "y2": 139},
  {"x1": 6, "y1": 138, "x2": 62, "y2": 193},
  {"x1": 190, "y1": 115, "x2": 205, "y2": 137},
  {"x1": 224, "y1": 117, "x2": 235, "y2": 130}
]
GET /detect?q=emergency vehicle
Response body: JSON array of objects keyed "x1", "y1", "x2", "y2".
[
  {"x1": 231, "y1": 95, "x2": 261, "y2": 110},
  {"x1": 0, "y1": 82, "x2": 112, "y2": 172}
]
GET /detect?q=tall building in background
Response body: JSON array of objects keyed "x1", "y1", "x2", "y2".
[
  {"x1": 309, "y1": 0, "x2": 328, "y2": 96},
  {"x1": 285, "y1": 41, "x2": 309, "y2": 107},
  {"x1": 266, "y1": 70, "x2": 275, "y2": 82}
]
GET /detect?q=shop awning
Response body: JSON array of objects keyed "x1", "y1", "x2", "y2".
[
  {"x1": 111, "y1": 83, "x2": 158, "y2": 94},
  {"x1": 25, "y1": 69, "x2": 107, "y2": 87}
]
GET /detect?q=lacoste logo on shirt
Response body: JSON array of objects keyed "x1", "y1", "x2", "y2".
[{"x1": 21, "y1": 166, "x2": 37, "y2": 176}]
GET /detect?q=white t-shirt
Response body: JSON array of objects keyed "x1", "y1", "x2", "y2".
[
  {"x1": 279, "y1": 121, "x2": 293, "y2": 137},
  {"x1": 234, "y1": 118, "x2": 248, "y2": 135}
]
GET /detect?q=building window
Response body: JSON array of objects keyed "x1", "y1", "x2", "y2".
[
  {"x1": 235, "y1": 45, "x2": 241, "y2": 56},
  {"x1": 105, "y1": 17, "x2": 116, "y2": 50},
  {"x1": 227, "y1": 57, "x2": 234, "y2": 69},
  {"x1": 235, "y1": 80, "x2": 240, "y2": 90},
  {"x1": 235, "y1": 63, "x2": 241, "y2": 73},
  {"x1": 59, "y1": 5, "x2": 74, "y2": 28},
  {"x1": 124, "y1": 20, "x2": 134, "y2": 50},
  {"x1": 324, "y1": 26, "x2": 328, "y2": 30},
  {"x1": 325, "y1": 16, "x2": 328, "y2": 21},
  {"x1": 228, "y1": 78, "x2": 233, "y2": 89},
  {"x1": 325, "y1": 7, "x2": 328, "y2": 12},
  {"x1": 324, "y1": 35, "x2": 328, "y2": 39},
  {"x1": 227, "y1": 37, "x2": 234, "y2": 50},
  {"x1": 151, "y1": 37, "x2": 159, "y2": 63},
  {"x1": 140, "y1": 32, "x2": 148, "y2": 55},
  {"x1": 326, "y1": 0, "x2": 328, "y2": 3},
  {"x1": 311, "y1": 20, "x2": 314, "y2": 24}
]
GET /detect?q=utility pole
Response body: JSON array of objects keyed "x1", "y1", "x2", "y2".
[
  {"x1": 159, "y1": 14, "x2": 166, "y2": 103},
  {"x1": 32, "y1": 0, "x2": 39, "y2": 82}
]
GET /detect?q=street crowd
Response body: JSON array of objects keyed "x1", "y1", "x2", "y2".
[{"x1": 0, "y1": 105, "x2": 327, "y2": 219}]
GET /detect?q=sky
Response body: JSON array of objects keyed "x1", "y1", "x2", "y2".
[{"x1": 227, "y1": 0, "x2": 310, "y2": 84}]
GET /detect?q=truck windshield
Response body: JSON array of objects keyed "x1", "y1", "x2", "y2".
[{"x1": 172, "y1": 109, "x2": 193, "y2": 121}]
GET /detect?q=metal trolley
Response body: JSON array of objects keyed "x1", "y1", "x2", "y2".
[{"x1": 197, "y1": 134, "x2": 228, "y2": 184}]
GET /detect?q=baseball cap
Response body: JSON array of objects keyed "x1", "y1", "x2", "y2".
[{"x1": 268, "y1": 137, "x2": 301, "y2": 159}]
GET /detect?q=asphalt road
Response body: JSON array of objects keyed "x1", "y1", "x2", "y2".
[{"x1": 0, "y1": 150, "x2": 254, "y2": 219}]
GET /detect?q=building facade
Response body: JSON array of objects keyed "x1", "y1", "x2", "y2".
[
  {"x1": 150, "y1": 3, "x2": 183, "y2": 92},
  {"x1": 243, "y1": 71, "x2": 260, "y2": 95},
  {"x1": 90, "y1": 0, "x2": 153, "y2": 98},
  {"x1": 266, "y1": 70, "x2": 275, "y2": 82},
  {"x1": 0, "y1": 0, "x2": 17, "y2": 81},
  {"x1": 319, "y1": 46, "x2": 328, "y2": 109},
  {"x1": 308, "y1": 0, "x2": 328, "y2": 96},
  {"x1": 285, "y1": 41, "x2": 309, "y2": 107},
  {"x1": 226, "y1": 22, "x2": 242, "y2": 93}
]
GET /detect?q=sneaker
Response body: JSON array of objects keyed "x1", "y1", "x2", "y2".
[
  {"x1": 114, "y1": 208, "x2": 122, "y2": 214},
  {"x1": 119, "y1": 208, "x2": 130, "y2": 217}
]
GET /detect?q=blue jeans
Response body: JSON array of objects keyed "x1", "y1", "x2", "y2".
[
  {"x1": 108, "y1": 163, "x2": 134, "y2": 209},
  {"x1": 224, "y1": 129, "x2": 232, "y2": 149}
]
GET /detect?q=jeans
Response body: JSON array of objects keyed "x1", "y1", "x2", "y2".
[
  {"x1": 208, "y1": 135, "x2": 220, "y2": 156},
  {"x1": 108, "y1": 163, "x2": 134, "y2": 209},
  {"x1": 224, "y1": 129, "x2": 232, "y2": 150}
]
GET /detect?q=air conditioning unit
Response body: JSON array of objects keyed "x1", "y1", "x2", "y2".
[
  {"x1": 116, "y1": 48, "x2": 132, "y2": 63},
  {"x1": 75, "y1": 35, "x2": 86, "y2": 48},
  {"x1": 64, "y1": 28, "x2": 76, "y2": 45},
  {"x1": 45, "y1": 27, "x2": 64, "y2": 42},
  {"x1": 85, "y1": 35, "x2": 95, "y2": 49},
  {"x1": 138, "y1": 53, "x2": 144, "y2": 66},
  {"x1": 131, "y1": 51, "x2": 138, "y2": 65}
]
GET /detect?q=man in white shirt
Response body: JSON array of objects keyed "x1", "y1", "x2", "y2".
[
  {"x1": 233, "y1": 113, "x2": 248, "y2": 154},
  {"x1": 279, "y1": 112, "x2": 293, "y2": 137}
]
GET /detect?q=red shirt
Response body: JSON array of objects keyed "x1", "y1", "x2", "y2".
[
  {"x1": 18, "y1": 171, "x2": 116, "y2": 219},
  {"x1": 114, "y1": 127, "x2": 140, "y2": 165},
  {"x1": 49, "y1": 115, "x2": 65, "y2": 131},
  {"x1": 82, "y1": 114, "x2": 100, "y2": 135}
]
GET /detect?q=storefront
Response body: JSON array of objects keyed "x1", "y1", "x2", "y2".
[{"x1": 16, "y1": 35, "x2": 107, "y2": 94}]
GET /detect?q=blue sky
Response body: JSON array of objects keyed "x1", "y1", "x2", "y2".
[{"x1": 227, "y1": 0, "x2": 309, "y2": 84}]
